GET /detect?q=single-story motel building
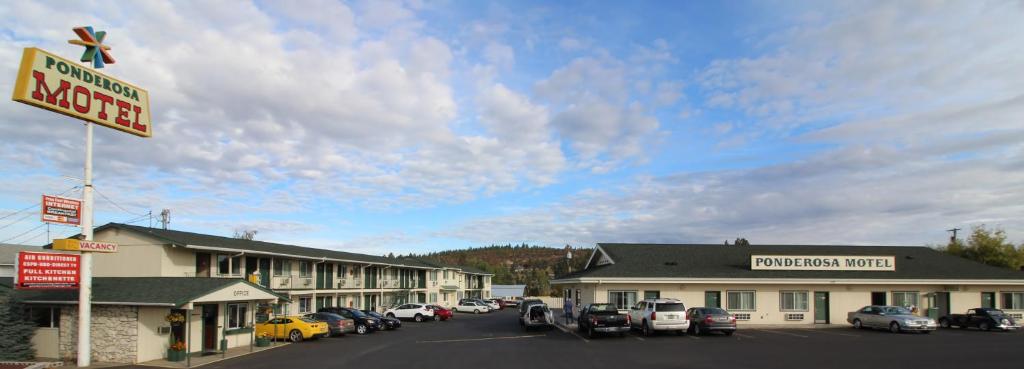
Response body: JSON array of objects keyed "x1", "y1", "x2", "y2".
[
  {"x1": 1, "y1": 222, "x2": 493, "y2": 365},
  {"x1": 551, "y1": 244, "x2": 1024, "y2": 324}
]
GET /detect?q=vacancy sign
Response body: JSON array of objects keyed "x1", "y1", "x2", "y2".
[
  {"x1": 41, "y1": 194, "x2": 82, "y2": 226},
  {"x1": 15, "y1": 251, "x2": 81, "y2": 289},
  {"x1": 11, "y1": 47, "x2": 152, "y2": 137},
  {"x1": 52, "y1": 238, "x2": 118, "y2": 253}
]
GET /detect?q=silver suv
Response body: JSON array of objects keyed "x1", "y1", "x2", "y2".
[{"x1": 628, "y1": 299, "x2": 690, "y2": 336}]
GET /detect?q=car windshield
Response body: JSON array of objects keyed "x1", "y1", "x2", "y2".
[
  {"x1": 655, "y1": 303, "x2": 686, "y2": 312},
  {"x1": 590, "y1": 304, "x2": 619, "y2": 312},
  {"x1": 987, "y1": 310, "x2": 1005, "y2": 316},
  {"x1": 704, "y1": 308, "x2": 728, "y2": 315},
  {"x1": 300, "y1": 318, "x2": 318, "y2": 324},
  {"x1": 883, "y1": 307, "x2": 912, "y2": 315},
  {"x1": 347, "y1": 309, "x2": 367, "y2": 318},
  {"x1": 365, "y1": 311, "x2": 382, "y2": 318}
]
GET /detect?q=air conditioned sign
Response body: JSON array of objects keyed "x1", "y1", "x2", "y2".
[
  {"x1": 15, "y1": 251, "x2": 81, "y2": 289},
  {"x1": 751, "y1": 255, "x2": 895, "y2": 271},
  {"x1": 11, "y1": 47, "x2": 151, "y2": 137}
]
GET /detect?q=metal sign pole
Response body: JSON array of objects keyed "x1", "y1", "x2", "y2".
[{"x1": 77, "y1": 121, "x2": 94, "y2": 367}]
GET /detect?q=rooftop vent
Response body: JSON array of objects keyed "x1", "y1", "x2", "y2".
[{"x1": 664, "y1": 261, "x2": 678, "y2": 266}]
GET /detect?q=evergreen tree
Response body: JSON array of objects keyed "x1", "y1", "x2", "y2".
[{"x1": 0, "y1": 287, "x2": 36, "y2": 360}]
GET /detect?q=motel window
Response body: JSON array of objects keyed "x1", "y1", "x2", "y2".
[
  {"x1": 273, "y1": 259, "x2": 291, "y2": 276},
  {"x1": 337, "y1": 265, "x2": 347, "y2": 278},
  {"x1": 231, "y1": 255, "x2": 241, "y2": 275},
  {"x1": 644, "y1": 291, "x2": 661, "y2": 300},
  {"x1": 218, "y1": 254, "x2": 230, "y2": 275},
  {"x1": 299, "y1": 262, "x2": 312, "y2": 277},
  {"x1": 780, "y1": 291, "x2": 809, "y2": 312},
  {"x1": 299, "y1": 297, "x2": 312, "y2": 313},
  {"x1": 892, "y1": 291, "x2": 920, "y2": 309},
  {"x1": 227, "y1": 303, "x2": 248, "y2": 329},
  {"x1": 608, "y1": 291, "x2": 638, "y2": 310},
  {"x1": 1002, "y1": 292, "x2": 1024, "y2": 310},
  {"x1": 727, "y1": 291, "x2": 756, "y2": 311},
  {"x1": 30, "y1": 307, "x2": 60, "y2": 328}
]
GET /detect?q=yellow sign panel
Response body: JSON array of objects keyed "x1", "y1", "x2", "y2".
[
  {"x1": 11, "y1": 47, "x2": 152, "y2": 137},
  {"x1": 52, "y1": 239, "x2": 119, "y2": 253}
]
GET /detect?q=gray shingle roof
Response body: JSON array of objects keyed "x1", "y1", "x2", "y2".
[
  {"x1": 0, "y1": 244, "x2": 44, "y2": 265},
  {"x1": 4, "y1": 277, "x2": 288, "y2": 306},
  {"x1": 558, "y1": 243, "x2": 1024, "y2": 280}
]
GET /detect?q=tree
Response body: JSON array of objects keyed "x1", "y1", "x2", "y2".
[
  {"x1": 939, "y1": 225, "x2": 1024, "y2": 270},
  {"x1": 734, "y1": 238, "x2": 750, "y2": 246},
  {"x1": 0, "y1": 288, "x2": 35, "y2": 360},
  {"x1": 233, "y1": 228, "x2": 258, "y2": 240}
]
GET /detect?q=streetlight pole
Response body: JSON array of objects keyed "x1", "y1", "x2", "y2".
[{"x1": 77, "y1": 121, "x2": 94, "y2": 367}]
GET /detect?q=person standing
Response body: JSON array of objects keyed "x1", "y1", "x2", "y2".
[{"x1": 563, "y1": 298, "x2": 575, "y2": 324}]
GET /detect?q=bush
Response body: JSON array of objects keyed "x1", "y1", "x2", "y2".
[{"x1": 0, "y1": 287, "x2": 36, "y2": 360}]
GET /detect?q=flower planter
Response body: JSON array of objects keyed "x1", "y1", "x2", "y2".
[
  {"x1": 167, "y1": 349, "x2": 186, "y2": 362},
  {"x1": 255, "y1": 337, "x2": 271, "y2": 347}
]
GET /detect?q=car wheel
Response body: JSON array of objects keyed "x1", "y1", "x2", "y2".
[
  {"x1": 588, "y1": 326, "x2": 595, "y2": 339},
  {"x1": 889, "y1": 322, "x2": 901, "y2": 334},
  {"x1": 938, "y1": 319, "x2": 950, "y2": 328},
  {"x1": 853, "y1": 319, "x2": 863, "y2": 329},
  {"x1": 386, "y1": 313, "x2": 396, "y2": 319},
  {"x1": 474, "y1": 309, "x2": 480, "y2": 314},
  {"x1": 643, "y1": 321, "x2": 652, "y2": 337},
  {"x1": 694, "y1": 324, "x2": 702, "y2": 336},
  {"x1": 356, "y1": 324, "x2": 368, "y2": 335},
  {"x1": 288, "y1": 329, "x2": 303, "y2": 343},
  {"x1": 433, "y1": 315, "x2": 440, "y2": 321},
  {"x1": 414, "y1": 314, "x2": 424, "y2": 322},
  {"x1": 980, "y1": 322, "x2": 991, "y2": 331}
]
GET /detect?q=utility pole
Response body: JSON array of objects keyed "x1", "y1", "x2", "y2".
[{"x1": 947, "y1": 228, "x2": 961, "y2": 243}]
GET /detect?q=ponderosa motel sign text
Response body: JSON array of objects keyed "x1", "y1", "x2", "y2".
[
  {"x1": 11, "y1": 47, "x2": 151, "y2": 137},
  {"x1": 751, "y1": 255, "x2": 896, "y2": 271}
]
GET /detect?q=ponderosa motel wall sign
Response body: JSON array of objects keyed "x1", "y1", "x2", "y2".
[{"x1": 751, "y1": 255, "x2": 896, "y2": 271}]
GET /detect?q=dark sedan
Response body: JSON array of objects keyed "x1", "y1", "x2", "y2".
[
  {"x1": 686, "y1": 307, "x2": 737, "y2": 336},
  {"x1": 318, "y1": 307, "x2": 381, "y2": 334},
  {"x1": 363, "y1": 310, "x2": 402, "y2": 330},
  {"x1": 303, "y1": 312, "x2": 355, "y2": 337},
  {"x1": 939, "y1": 308, "x2": 1020, "y2": 331}
]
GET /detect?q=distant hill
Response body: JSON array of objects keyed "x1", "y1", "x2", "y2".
[{"x1": 405, "y1": 244, "x2": 592, "y2": 297}]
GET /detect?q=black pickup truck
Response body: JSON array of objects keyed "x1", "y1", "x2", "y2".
[
  {"x1": 577, "y1": 303, "x2": 631, "y2": 338},
  {"x1": 938, "y1": 308, "x2": 1020, "y2": 331}
]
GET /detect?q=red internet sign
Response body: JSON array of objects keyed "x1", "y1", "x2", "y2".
[
  {"x1": 15, "y1": 251, "x2": 80, "y2": 289},
  {"x1": 41, "y1": 194, "x2": 82, "y2": 226}
]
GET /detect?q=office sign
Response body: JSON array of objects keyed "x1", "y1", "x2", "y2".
[
  {"x1": 11, "y1": 47, "x2": 152, "y2": 137},
  {"x1": 52, "y1": 239, "x2": 119, "y2": 253},
  {"x1": 15, "y1": 251, "x2": 81, "y2": 289},
  {"x1": 751, "y1": 255, "x2": 895, "y2": 271},
  {"x1": 41, "y1": 194, "x2": 82, "y2": 226}
]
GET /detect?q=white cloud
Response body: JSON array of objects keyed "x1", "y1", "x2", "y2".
[{"x1": 483, "y1": 42, "x2": 515, "y2": 69}]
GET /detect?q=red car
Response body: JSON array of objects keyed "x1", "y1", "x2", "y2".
[{"x1": 429, "y1": 305, "x2": 453, "y2": 321}]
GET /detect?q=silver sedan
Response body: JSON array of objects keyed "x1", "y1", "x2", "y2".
[{"x1": 847, "y1": 305, "x2": 937, "y2": 333}]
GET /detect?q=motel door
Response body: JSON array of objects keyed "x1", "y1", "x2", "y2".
[
  {"x1": 814, "y1": 292, "x2": 830, "y2": 324},
  {"x1": 935, "y1": 292, "x2": 951, "y2": 318}
]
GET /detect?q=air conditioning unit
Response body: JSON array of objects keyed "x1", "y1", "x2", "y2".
[
  {"x1": 784, "y1": 313, "x2": 804, "y2": 321},
  {"x1": 338, "y1": 280, "x2": 346, "y2": 288},
  {"x1": 302, "y1": 279, "x2": 312, "y2": 286},
  {"x1": 278, "y1": 279, "x2": 289, "y2": 287}
]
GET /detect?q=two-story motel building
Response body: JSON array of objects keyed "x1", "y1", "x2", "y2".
[{"x1": 5, "y1": 223, "x2": 492, "y2": 364}]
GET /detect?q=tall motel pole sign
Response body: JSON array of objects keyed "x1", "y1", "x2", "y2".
[{"x1": 10, "y1": 26, "x2": 152, "y2": 367}]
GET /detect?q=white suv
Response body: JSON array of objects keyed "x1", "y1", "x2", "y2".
[
  {"x1": 384, "y1": 303, "x2": 435, "y2": 322},
  {"x1": 628, "y1": 299, "x2": 690, "y2": 336}
]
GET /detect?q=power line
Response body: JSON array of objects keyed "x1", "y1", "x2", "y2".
[
  {"x1": 0, "y1": 211, "x2": 37, "y2": 231},
  {"x1": 93, "y1": 187, "x2": 148, "y2": 217},
  {"x1": 0, "y1": 185, "x2": 80, "y2": 223},
  {"x1": 14, "y1": 228, "x2": 48, "y2": 245},
  {"x1": 0, "y1": 223, "x2": 46, "y2": 244}
]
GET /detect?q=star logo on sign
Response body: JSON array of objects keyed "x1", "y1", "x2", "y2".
[{"x1": 68, "y1": 26, "x2": 115, "y2": 68}]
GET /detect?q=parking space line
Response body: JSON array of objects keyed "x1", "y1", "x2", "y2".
[
  {"x1": 554, "y1": 323, "x2": 590, "y2": 343},
  {"x1": 687, "y1": 334, "x2": 701, "y2": 340},
  {"x1": 416, "y1": 335, "x2": 545, "y2": 344},
  {"x1": 756, "y1": 329, "x2": 809, "y2": 338},
  {"x1": 634, "y1": 336, "x2": 645, "y2": 341},
  {"x1": 806, "y1": 329, "x2": 860, "y2": 338},
  {"x1": 733, "y1": 332, "x2": 755, "y2": 339}
]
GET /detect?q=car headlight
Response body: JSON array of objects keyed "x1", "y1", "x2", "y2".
[{"x1": 1001, "y1": 319, "x2": 1010, "y2": 325}]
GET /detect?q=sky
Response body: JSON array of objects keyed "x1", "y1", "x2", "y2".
[{"x1": 0, "y1": 0, "x2": 1022, "y2": 255}]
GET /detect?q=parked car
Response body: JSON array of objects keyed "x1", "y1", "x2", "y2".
[
  {"x1": 520, "y1": 301, "x2": 554, "y2": 330},
  {"x1": 254, "y1": 316, "x2": 329, "y2": 342},
  {"x1": 454, "y1": 301, "x2": 491, "y2": 314},
  {"x1": 628, "y1": 299, "x2": 690, "y2": 336},
  {"x1": 939, "y1": 308, "x2": 1020, "y2": 331},
  {"x1": 318, "y1": 307, "x2": 382, "y2": 334},
  {"x1": 461, "y1": 298, "x2": 500, "y2": 310},
  {"x1": 362, "y1": 310, "x2": 402, "y2": 330},
  {"x1": 384, "y1": 303, "x2": 436, "y2": 322},
  {"x1": 428, "y1": 305, "x2": 453, "y2": 321},
  {"x1": 487, "y1": 299, "x2": 506, "y2": 310},
  {"x1": 503, "y1": 298, "x2": 522, "y2": 308},
  {"x1": 577, "y1": 303, "x2": 630, "y2": 338},
  {"x1": 518, "y1": 299, "x2": 543, "y2": 316},
  {"x1": 303, "y1": 312, "x2": 355, "y2": 337},
  {"x1": 847, "y1": 305, "x2": 937, "y2": 333},
  {"x1": 686, "y1": 307, "x2": 736, "y2": 336}
]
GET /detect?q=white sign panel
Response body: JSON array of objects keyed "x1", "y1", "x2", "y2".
[{"x1": 751, "y1": 255, "x2": 895, "y2": 271}]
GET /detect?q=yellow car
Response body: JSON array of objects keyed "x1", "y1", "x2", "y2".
[{"x1": 255, "y1": 316, "x2": 329, "y2": 342}]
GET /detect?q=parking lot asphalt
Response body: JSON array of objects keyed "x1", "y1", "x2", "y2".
[{"x1": 124, "y1": 309, "x2": 1023, "y2": 369}]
